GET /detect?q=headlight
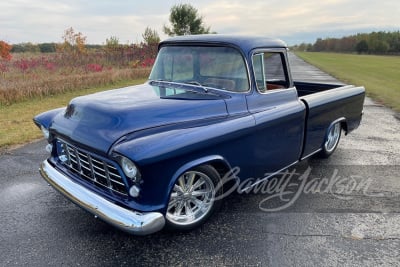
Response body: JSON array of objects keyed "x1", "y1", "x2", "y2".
[
  {"x1": 115, "y1": 155, "x2": 142, "y2": 197},
  {"x1": 56, "y1": 141, "x2": 69, "y2": 163},
  {"x1": 121, "y1": 157, "x2": 139, "y2": 181},
  {"x1": 41, "y1": 125, "x2": 50, "y2": 140}
]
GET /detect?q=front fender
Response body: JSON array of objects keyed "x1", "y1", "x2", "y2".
[
  {"x1": 113, "y1": 114, "x2": 255, "y2": 164},
  {"x1": 33, "y1": 107, "x2": 65, "y2": 129},
  {"x1": 111, "y1": 114, "x2": 254, "y2": 212},
  {"x1": 167, "y1": 155, "x2": 231, "y2": 192}
]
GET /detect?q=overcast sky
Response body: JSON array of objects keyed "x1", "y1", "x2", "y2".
[{"x1": 1, "y1": 0, "x2": 399, "y2": 45}]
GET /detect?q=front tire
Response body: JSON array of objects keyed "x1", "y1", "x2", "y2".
[
  {"x1": 165, "y1": 165, "x2": 223, "y2": 231},
  {"x1": 318, "y1": 122, "x2": 342, "y2": 158}
]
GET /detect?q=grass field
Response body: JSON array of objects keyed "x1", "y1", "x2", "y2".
[
  {"x1": 1, "y1": 48, "x2": 153, "y2": 150},
  {"x1": 0, "y1": 50, "x2": 153, "y2": 105},
  {"x1": 296, "y1": 52, "x2": 400, "y2": 112},
  {"x1": 0, "y1": 78, "x2": 147, "y2": 151}
]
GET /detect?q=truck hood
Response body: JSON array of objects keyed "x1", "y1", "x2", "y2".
[{"x1": 50, "y1": 82, "x2": 228, "y2": 154}]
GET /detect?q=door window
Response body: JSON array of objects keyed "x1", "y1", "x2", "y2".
[{"x1": 252, "y1": 52, "x2": 289, "y2": 93}]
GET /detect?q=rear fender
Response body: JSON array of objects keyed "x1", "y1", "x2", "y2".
[{"x1": 326, "y1": 117, "x2": 347, "y2": 139}]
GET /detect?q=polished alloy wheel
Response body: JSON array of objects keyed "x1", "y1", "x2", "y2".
[
  {"x1": 318, "y1": 122, "x2": 342, "y2": 158},
  {"x1": 324, "y1": 123, "x2": 341, "y2": 153},
  {"x1": 166, "y1": 169, "x2": 216, "y2": 227}
]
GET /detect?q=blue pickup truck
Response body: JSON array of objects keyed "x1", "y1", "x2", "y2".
[{"x1": 35, "y1": 35, "x2": 365, "y2": 235}]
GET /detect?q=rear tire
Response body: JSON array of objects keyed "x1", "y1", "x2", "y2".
[
  {"x1": 165, "y1": 165, "x2": 223, "y2": 231},
  {"x1": 318, "y1": 122, "x2": 342, "y2": 158}
]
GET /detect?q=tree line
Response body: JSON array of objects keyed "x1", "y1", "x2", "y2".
[
  {"x1": 9, "y1": 4, "x2": 211, "y2": 54},
  {"x1": 5, "y1": 3, "x2": 399, "y2": 56},
  {"x1": 293, "y1": 31, "x2": 400, "y2": 54}
]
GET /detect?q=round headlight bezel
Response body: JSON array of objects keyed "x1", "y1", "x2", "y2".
[{"x1": 120, "y1": 156, "x2": 140, "y2": 182}]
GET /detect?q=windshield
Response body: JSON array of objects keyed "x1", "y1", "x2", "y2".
[{"x1": 149, "y1": 46, "x2": 249, "y2": 92}]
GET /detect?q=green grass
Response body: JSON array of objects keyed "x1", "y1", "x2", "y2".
[
  {"x1": 296, "y1": 52, "x2": 400, "y2": 112},
  {"x1": 0, "y1": 78, "x2": 147, "y2": 151}
]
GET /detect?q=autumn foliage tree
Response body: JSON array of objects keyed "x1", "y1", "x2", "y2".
[
  {"x1": 0, "y1": 41, "x2": 12, "y2": 61},
  {"x1": 56, "y1": 27, "x2": 88, "y2": 67},
  {"x1": 58, "y1": 27, "x2": 87, "y2": 55}
]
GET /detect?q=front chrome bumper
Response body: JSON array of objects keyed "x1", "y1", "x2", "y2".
[{"x1": 39, "y1": 160, "x2": 165, "y2": 235}]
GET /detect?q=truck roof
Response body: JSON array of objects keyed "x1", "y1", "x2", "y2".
[{"x1": 160, "y1": 34, "x2": 288, "y2": 54}]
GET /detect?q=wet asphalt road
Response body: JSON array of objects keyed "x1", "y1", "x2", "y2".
[{"x1": 1, "y1": 54, "x2": 399, "y2": 266}]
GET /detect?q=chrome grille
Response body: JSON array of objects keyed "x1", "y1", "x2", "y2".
[{"x1": 56, "y1": 139, "x2": 128, "y2": 196}]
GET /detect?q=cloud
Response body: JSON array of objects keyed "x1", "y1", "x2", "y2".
[{"x1": 0, "y1": 0, "x2": 399, "y2": 44}]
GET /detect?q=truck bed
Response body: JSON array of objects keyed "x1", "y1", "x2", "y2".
[
  {"x1": 294, "y1": 81, "x2": 346, "y2": 97},
  {"x1": 294, "y1": 81, "x2": 365, "y2": 158}
]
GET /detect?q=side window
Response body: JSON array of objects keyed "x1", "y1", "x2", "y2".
[{"x1": 252, "y1": 52, "x2": 289, "y2": 93}]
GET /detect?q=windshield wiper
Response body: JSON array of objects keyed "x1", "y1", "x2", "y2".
[
  {"x1": 183, "y1": 81, "x2": 209, "y2": 92},
  {"x1": 185, "y1": 81, "x2": 202, "y2": 86},
  {"x1": 150, "y1": 80, "x2": 209, "y2": 94}
]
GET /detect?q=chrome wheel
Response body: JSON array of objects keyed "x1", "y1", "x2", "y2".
[
  {"x1": 324, "y1": 123, "x2": 341, "y2": 153},
  {"x1": 166, "y1": 165, "x2": 221, "y2": 230},
  {"x1": 318, "y1": 122, "x2": 342, "y2": 158}
]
